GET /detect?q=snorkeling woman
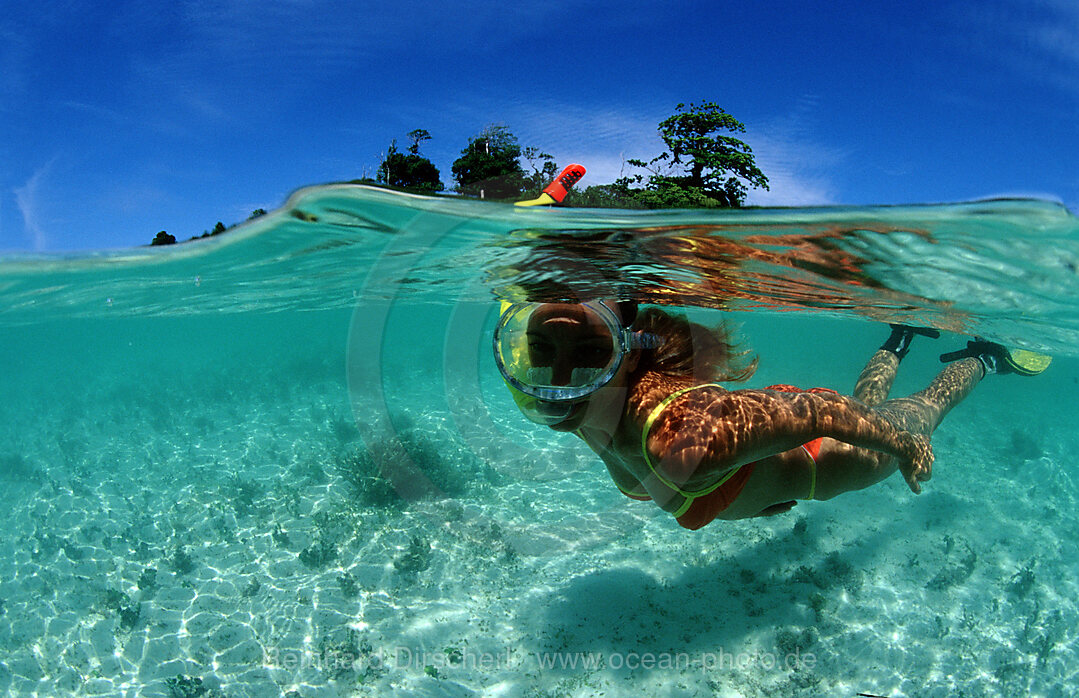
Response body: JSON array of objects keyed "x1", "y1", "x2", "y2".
[{"x1": 494, "y1": 301, "x2": 1050, "y2": 529}]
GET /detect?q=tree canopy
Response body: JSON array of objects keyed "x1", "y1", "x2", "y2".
[
  {"x1": 377, "y1": 133, "x2": 444, "y2": 193},
  {"x1": 520, "y1": 146, "x2": 559, "y2": 199},
  {"x1": 147, "y1": 103, "x2": 772, "y2": 244},
  {"x1": 615, "y1": 102, "x2": 769, "y2": 208},
  {"x1": 451, "y1": 125, "x2": 528, "y2": 199},
  {"x1": 406, "y1": 129, "x2": 431, "y2": 155}
]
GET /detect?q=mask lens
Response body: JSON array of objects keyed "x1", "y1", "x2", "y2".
[{"x1": 495, "y1": 303, "x2": 626, "y2": 402}]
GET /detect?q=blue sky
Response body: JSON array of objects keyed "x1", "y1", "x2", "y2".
[{"x1": 2, "y1": 0, "x2": 1077, "y2": 251}]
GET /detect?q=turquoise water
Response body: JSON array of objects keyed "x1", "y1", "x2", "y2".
[{"x1": 2, "y1": 187, "x2": 1078, "y2": 696}]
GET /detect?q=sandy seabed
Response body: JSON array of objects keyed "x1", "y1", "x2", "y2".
[{"x1": 1, "y1": 354, "x2": 1077, "y2": 698}]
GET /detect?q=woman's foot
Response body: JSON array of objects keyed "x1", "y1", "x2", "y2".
[
  {"x1": 940, "y1": 339, "x2": 1052, "y2": 376},
  {"x1": 881, "y1": 324, "x2": 941, "y2": 360}
]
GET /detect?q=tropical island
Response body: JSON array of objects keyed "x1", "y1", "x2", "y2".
[{"x1": 150, "y1": 102, "x2": 769, "y2": 245}]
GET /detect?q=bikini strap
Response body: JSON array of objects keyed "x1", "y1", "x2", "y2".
[
  {"x1": 640, "y1": 383, "x2": 740, "y2": 499},
  {"x1": 640, "y1": 385, "x2": 704, "y2": 456}
]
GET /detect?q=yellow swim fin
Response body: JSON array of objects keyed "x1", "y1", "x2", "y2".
[
  {"x1": 940, "y1": 340, "x2": 1051, "y2": 376},
  {"x1": 1002, "y1": 348, "x2": 1052, "y2": 376}
]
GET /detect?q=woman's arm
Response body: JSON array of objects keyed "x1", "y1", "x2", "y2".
[{"x1": 642, "y1": 386, "x2": 932, "y2": 493}]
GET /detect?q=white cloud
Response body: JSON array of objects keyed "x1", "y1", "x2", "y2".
[
  {"x1": 742, "y1": 96, "x2": 843, "y2": 207},
  {"x1": 509, "y1": 104, "x2": 668, "y2": 186},
  {"x1": 507, "y1": 98, "x2": 843, "y2": 207},
  {"x1": 1032, "y1": 0, "x2": 1079, "y2": 55},
  {"x1": 162, "y1": 0, "x2": 620, "y2": 97},
  {"x1": 14, "y1": 161, "x2": 55, "y2": 251},
  {"x1": 388, "y1": 95, "x2": 844, "y2": 206},
  {"x1": 958, "y1": 0, "x2": 1079, "y2": 96},
  {"x1": 742, "y1": 131, "x2": 842, "y2": 207},
  {"x1": 0, "y1": 23, "x2": 29, "y2": 108},
  {"x1": 58, "y1": 100, "x2": 128, "y2": 124},
  {"x1": 388, "y1": 96, "x2": 668, "y2": 190}
]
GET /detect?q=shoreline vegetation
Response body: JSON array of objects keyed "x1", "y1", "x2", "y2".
[{"x1": 150, "y1": 103, "x2": 769, "y2": 246}]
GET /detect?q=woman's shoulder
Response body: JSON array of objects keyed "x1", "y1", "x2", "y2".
[
  {"x1": 629, "y1": 375, "x2": 736, "y2": 452},
  {"x1": 629, "y1": 373, "x2": 730, "y2": 413}
]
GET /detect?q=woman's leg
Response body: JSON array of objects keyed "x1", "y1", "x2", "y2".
[
  {"x1": 814, "y1": 356, "x2": 984, "y2": 500},
  {"x1": 876, "y1": 357, "x2": 984, "y2": 436},
  {"x1": 854, "y1": 324, "x2": 939, "y2": 406},
  {"x1": 853, "y1": 349, "x2": 899, "y2": 406}
]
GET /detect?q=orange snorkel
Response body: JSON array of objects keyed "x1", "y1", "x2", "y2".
[
  {"x1": 502, "y1": 163, "x2": 588, "y2": 421},
  {"x1": 514, "y1": 163, "x2": 587, "y2": 206}
]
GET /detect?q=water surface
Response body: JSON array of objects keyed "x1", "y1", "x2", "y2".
[{"x1": 1, "y1": 187, "x2": 1077, "y2": 696}]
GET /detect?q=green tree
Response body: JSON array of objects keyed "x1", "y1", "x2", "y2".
[
  {"x1": 151, "y1": 230, "x2": 176, "y2": 245},
  {"x1": 520, "y1": 146, "x2": 559, "y2": 198},
  {"x1": 620, "y1": 102, "x2": 769, "y2": 208},
  {"x1": 563, "y1": 183, "x2": 642, "y2": 209},
  {"x1": 406, "y1": 129, "x2": 431, "y2": 155},
  {"x1": 377, "y1": 135, "x2": 444, "y2": 193},
  {"x1": 451, "y1": 125, "x2": 527, "y2": 199}
]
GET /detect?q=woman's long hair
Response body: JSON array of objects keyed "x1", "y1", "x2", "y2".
[{"x1": 630, "y1": 307, "x2": 757, "y2": 384}]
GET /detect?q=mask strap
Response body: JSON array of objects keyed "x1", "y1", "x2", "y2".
[{"x1": 631, "y1": 331, "x2": 663, "y2": 350}]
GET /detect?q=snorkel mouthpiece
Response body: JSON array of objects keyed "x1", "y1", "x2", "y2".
[
  {"x1": 522, "y1": 400, "x2": 576, "y2": 425},
  {"x1": 505, "y1": 383, "x2": 577, "y2": 425}
]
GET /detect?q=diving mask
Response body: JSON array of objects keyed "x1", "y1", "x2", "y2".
[{"x1": 493, "y1": 301, "x2": 657, "y2": 405}]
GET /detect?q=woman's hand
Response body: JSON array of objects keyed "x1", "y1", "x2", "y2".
[{"x1": 896, "y1": 432, "x2": 933, "y2": 493}]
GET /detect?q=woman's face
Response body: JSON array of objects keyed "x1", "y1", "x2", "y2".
[{"x1": 525, "y1": 302, "x2": 638, "y2": 433}]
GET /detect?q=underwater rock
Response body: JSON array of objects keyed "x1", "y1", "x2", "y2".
[
  {"x1": 169, "y1": 546, "x2": 195, "y2": 575},
  {"x1": 393, "y1": 535, "x2": 431, "y2": 577},
  {"x1": 1009, "y1": 429, "x2": 1044, "y2": 463},
  {"x1": 791, "y1": 551, "x2": 863, "y2": 594},
  {"x1": 317, "y1": 628, "x2": 372, "y2": 681},
  {"x1": 226, "y1": 476, "x2": 265, "y2": 517},
  {"x1": 100, "y1": 588, "x2": 141, "y2": 631},
  {"x1": 312, "y1": 509, "x2": 359, "y2": 546},
  {"x1": 775, "y1": 627, "x2": 818, "y2": 658},
  {"x1": 242, "y1": 577, "x2": 261, "y2": 598},
  {"x1": 31, "y1": 532, "x2": 62, "y2": 561},
  {"x1": 0, "y1": 453, "x2": 43, "y2": 482},
  {"x1": 334, "y1": 447, "x2": 403, "y2": 507},
  {"x1": 1006, "y1": 559, "x2": 1037, "y2": 598},
  {"x1": 119, "y1": 603, "x2": 140, "y2": 630},
  {"x1": 60, "y1": 539, "x2": 85, "y2": 561},
  {"x1": 808, "y1": 593, "x2": 828, "y2": 623},
  {"x1": 299, "y1": 538, "x2": 337, "y2": 569},
  {"x1": 100, "y1": 588, "x2": 129, "y2": 614},
  {"x1": 338, "y1": 572, "x2": 359, "y2": 599},
  {"x1": 164, "y1": 674, "x2": 206, "y2": 698},
  {"x1": 792, "y1": 517, "x2": 810, "y2": 542},
  {"x1": 926, "y1": 536, "x2": 977, "y2": 591},
  {"x1": 334, "y1": 427, "x2": 503, "y2": 506},
  {"x1": 331, "y1": 417, "x2": 359, "y2": 444},
  {"x1": 137, "y1": 567, "x2": 157, "y2": 591}
]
